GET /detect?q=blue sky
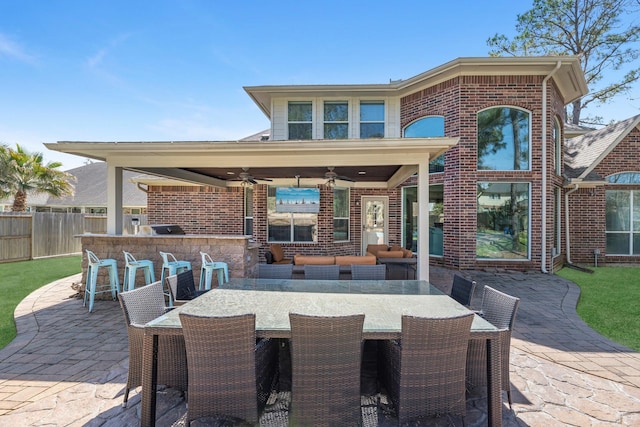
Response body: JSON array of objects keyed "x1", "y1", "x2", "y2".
[{"x1": 1, "y1": 1, "x2": 638, "y2": 170}]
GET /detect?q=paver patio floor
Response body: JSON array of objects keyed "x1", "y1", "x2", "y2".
[{"x1": 0, "y1": 268, "x2": 639, "y2": 426}]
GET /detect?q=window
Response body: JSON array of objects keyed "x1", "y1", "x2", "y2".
[
  {"x1": 244, "y1": 187, "x2": 253, "y2": 236},
  {"x1": 477, "y1": 107, "x2": 530, "y2": 171},
  {"x1": 607, "y1": 172, "x2": 640, "y2": 184},
  {"x1": 553, "y1": 117, "x2": 562, "y2": 175},
  {"x1": 606, "y1": 190, "x2": 640, "y2": 255},
  {"x1": 288, "y1": 101, "x2": 312, "y2": 140},
  {"x1": 404, "y1": 116, "x2": 446, "y2": 173},
  {"x1": 554, "y1": 187, "x2": 561, "y2": 255},
  {"x1": 324, "y1": 101, "x2": 348, "y2": 139},
  {"x1": 360, "y1": 101, "x2": 384, "y2": 138},
  {"x1": 333, "y1": 187, "x2": 349, "y2": 241},
  {"x1": 402, "y1": 184, "x2": 443, "y2": 255},
  {"x1": 477, "y1": 182, "x2": 530, "y2": 259},
  {"x1": 267, "y1": 186, "x2": 317, "y2": 242}
]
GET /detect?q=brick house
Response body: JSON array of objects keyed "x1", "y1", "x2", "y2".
[
  {"x1": 46, "y1": 56, "x2": 592, "y2": 278},
  {"x1": 564, "y1": 114, "x2": 640, "y2": 266}
]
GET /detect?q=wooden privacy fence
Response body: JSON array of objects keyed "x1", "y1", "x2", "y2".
[{"x1": 0, "y1": 213, "x2": 147, "y2": 263}]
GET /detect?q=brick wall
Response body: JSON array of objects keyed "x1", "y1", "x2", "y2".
[{"x1": 569, "y1": 128, "x2": 640, "y2": 265}]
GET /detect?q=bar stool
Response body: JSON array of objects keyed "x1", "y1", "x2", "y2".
[
  {"x1": 199, "y1": 251, "x2": 229, "y2": 290},
  {"x1": 122, "y1": 251, "x2": 156, "y2": 292},
  {"x1": 85, "y1": 249, "x2": 119, "y2": 312},
  {"x1": 160, "y1": 251, "x2": 192, "y2": 305}
]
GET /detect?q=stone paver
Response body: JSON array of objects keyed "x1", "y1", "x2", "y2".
[{"x1": 0, "y1": 269, "x2": 639, "y2": 426}]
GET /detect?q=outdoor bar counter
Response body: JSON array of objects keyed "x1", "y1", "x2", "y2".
[{"x1": 79, "y1": 234, "x2": 259, "y2": 288}]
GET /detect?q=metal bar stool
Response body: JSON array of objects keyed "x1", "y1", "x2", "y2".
[
  {"x1": 159, "y1": 251, "x2": 192, "y2": 305},
  {"x1": 122, "y1": 251, "x2": 156, "y2": 292},
  {"x1": 85, "y1": 249, "x2": 119, "y2": 312},
  {"x1": 199, "y1": 251, "x2": 229, "y2": 290}
]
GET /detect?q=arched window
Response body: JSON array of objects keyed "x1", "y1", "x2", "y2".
[
  {"x1": 477, "y1": 107, "x2": 530, "y2": 171},
  {"x1": 403, "y1": 116, "x2": 445, "y2": 173},
  {"x1": 607, "y1": 172, "x2": 640, "y2": 184}
]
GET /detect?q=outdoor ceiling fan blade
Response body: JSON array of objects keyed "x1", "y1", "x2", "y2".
[{"x1": 336, "y1": 175, "x2": 355, "y2": 182}]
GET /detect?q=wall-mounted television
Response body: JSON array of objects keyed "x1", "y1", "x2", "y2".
[{"x1": 275, "y1": 187, "x2": 320, "y2": 213}]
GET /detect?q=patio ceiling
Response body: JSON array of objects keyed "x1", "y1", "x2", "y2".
[{"x1": 46, "y1": 138, "x2": 459, "y2": 188}]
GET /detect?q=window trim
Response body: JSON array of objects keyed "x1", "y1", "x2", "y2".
[
  {"x1": 359, "y1": 100, "x2": 385, "y2": 139},
  {"x1": 287, "y1": 101, "x2": 313, "y2": 140}
]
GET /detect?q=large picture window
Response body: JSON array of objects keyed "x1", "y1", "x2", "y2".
[
  {"x1": 477, "y1": 182, "x2": 530, "y2": 259},
  {"x1": 477, "y1": 107, "x2": 530, "y2": 171},
  {"x1": 267, "y1": 186, "x2": 317, "y2": 242},
  {"x1": 288, "y1": 101, "x2": 312, "y2": 140},
  {"x1": 333, "y1": 187, "x2": 349, "y2": 241},
  {"x1": 606, "y1": 189, "x2": 640, "y2": 255}
]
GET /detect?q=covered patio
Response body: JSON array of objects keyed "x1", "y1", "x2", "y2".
[{"x1": 45, "y1": 136, "x2": 457, "y2": 282}]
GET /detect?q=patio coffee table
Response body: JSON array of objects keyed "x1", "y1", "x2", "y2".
[{"x1": 142, "y1": 279, "x2": 502, "y2": 426}]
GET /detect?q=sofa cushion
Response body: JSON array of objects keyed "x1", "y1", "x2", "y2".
[
  {"x1": 294, "y1": 255, "x2": 335, "y2": 265},
  {"x1": 335, "y1": 255, "x2": 376, "y2": 266},
  {"x1": 270, "y1": 244, "x2": 285, "y2": 262},
  {"x1": 403, "y1": 248, "x2": 414, "y2": 258},
  {"x1": 383, "y1": 250, "x2": 405, "y2": 258},
  {"x1": 366, "y1": 244, "x2": 390, "y2": 257},
  {"x1": 390, "y1": 245, "x2": 404, "y2": 252}
]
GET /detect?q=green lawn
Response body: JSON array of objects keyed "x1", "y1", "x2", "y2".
[
  {"x1": 556, "y1": 266, "x2": 640, "y2": 351},
  {"x1": 0, "y1": 255, "x2": 81, "y2": 348}
]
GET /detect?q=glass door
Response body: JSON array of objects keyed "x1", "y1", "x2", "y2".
[{"x1": 361, "y1": 196, "x2": 388, "y2": 254}]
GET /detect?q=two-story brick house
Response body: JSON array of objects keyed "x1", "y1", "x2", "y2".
[{"x1": 46, "y1": 56, "x2": 589, "y2": 278}]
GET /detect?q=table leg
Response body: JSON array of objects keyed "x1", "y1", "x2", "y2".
[
  {"x1": 141, "y1": 334, "x2": 159, "y2": 427},
  {"x1": 486, "y1": 336, "x2": 502, "y2": 427}
]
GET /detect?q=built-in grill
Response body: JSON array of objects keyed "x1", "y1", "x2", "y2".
[{"x1": 150, "y1": 224, "x2": 185, "y2": 235}]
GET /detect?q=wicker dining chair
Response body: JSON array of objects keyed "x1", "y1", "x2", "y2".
[
  {"x1": 178, "y1": 312, "x2": 278, "y2": 425},
  {"x1": 303, "y1": 264, "x2": 340, "y2": 280},
  {"x1": 379, "y1": 313, "x2": 475, "y2": 424},
  {"x1": 351, "y1": 263, "x2": 386, "y2": 280},
  {"x1": 289, "y1": 313, "x2": 365, "y2": 425},
  {"x1": 466, "y1": 285, "x2": 520, "y2": 407},
  {"x1": 450, "y1": 274, "x2": 477, "y2": 307},
  {"x1": 118, "y1": 281, "x2": 187, "y2": 407},
  {"x1": 257, "y1": 263, "x2": 294, "y2": 279}
]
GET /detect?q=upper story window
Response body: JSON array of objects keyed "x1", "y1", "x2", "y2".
[
  {"x1": 288, "y1": 101, "x2": 312, "y2": 140},
  {"x1": 324, "y1": 101, "x2": 349, "y2": 139},
  {"x1": 607, "y1": 172, "x2": 640, "y2": 184},
  {"x1": 403, "y1": 116, "x2": 445, "y2": 173},
  {"x1": 477, "y1": 107, "x2": 530, "y2": 171},
  {"x1": 360, "y1": 101, "x2": 384, "y2": 138}
]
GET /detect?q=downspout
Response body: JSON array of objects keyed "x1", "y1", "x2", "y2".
[
  {"x1": 540, "y1": 61, "x2": 562, "y2": 273},
  {"x1": 564, "y1": 184, "x2": 580, "y2": 264}
]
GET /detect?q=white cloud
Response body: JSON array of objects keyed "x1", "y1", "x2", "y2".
[{"x1": 0, "y1": 33, "x2": 37, "y2": 64}]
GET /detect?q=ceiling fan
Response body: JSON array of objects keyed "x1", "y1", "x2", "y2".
[
  {"x1": 324, "y1": 167, "x2": 354, "y2": 187},
  {"x1": 236, "y1": 167, "x2": 273, "y2": 186}
]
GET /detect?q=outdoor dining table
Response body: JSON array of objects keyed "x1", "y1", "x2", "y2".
[{"x1": 141, "y1": 278, "x2": 503, "y2": 427}]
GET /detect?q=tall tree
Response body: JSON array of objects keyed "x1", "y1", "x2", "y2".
[
  {"x1": 487, "y1": 0, "x2": 640, "y2": 125},
  {"x1": 0, "y1": 144, "x2": 75, "y2": 212}
]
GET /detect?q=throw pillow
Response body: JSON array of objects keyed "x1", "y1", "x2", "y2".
[{"x1": 270, "y1": 244, "x2": 284, "y2": 262}]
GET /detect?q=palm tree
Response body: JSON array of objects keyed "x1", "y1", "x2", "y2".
[{"x1": 0, "y1": 144, "x2": 75, "y2": 212}]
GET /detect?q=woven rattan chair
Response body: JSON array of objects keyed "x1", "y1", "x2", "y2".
[
  {"x1": 450, "y1": 274, "x2": 477, "y2": 307},
  {"x1": 466, "y1": 285, "x2": 520, "y2": 407},
  {"x1": 351, "y1": 263, "x2": 386, "y2": 280},
  {"x1": 179, "y1": 312, "x2": 278, "y2": 425},
  {"x1": 303, "y1": 264, "x2": 340, "y2": 280},
  {"x1": 379, "y1": 313, "x2": 474, "y2": 424},
  {"x1": 258, "y1": 263, "x2": 294, "y2": 279},
  {"x1": 118, "y1": 281, "x2": 187, "y2": 407},
  {"x1": 289, "y1": 313, "x2": 365, "y2": 425},
  {"x1": 165, "y1": 271, "x2": 207, "y2": 306}
]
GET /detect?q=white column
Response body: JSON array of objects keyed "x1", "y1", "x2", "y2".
[
  {"x1": 417, "y1": 159, "x2": 430, "y2": 281},
  {"x1": 106, "y1": 164, "x2": 123, "y2": 234}
]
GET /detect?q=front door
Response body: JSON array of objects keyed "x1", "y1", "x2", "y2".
[{"x1": 361, "y1": 196, "x2": 388, "y2": 255}]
